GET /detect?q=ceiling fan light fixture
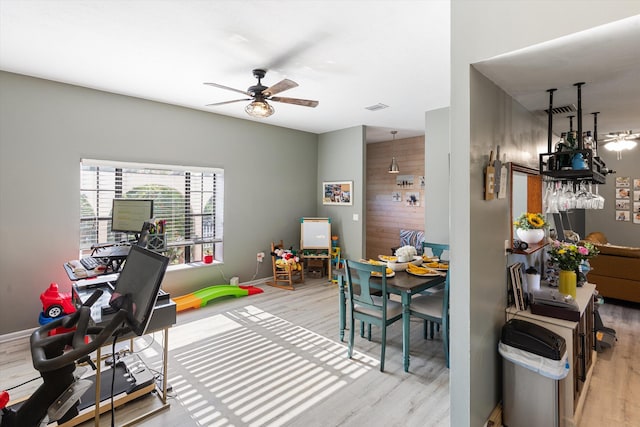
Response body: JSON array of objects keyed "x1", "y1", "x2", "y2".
[
  {"x1": 245, "y1": 100, "x2": 274, "y2": 118},
  {"x1": 603, "y1": 130, "x2": 638, "y2": 159}
]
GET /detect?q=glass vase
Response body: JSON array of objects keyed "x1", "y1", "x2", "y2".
[{"x1": 558, "y1": 269, "x2": 577, "y2": 299}]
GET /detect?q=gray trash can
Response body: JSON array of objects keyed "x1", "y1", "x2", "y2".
[{"x1": 499, "y1": 319, "x2": 570, "y2": 427}]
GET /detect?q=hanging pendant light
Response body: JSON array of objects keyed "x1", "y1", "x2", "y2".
[{"x1": 388, "y1": 130, "x2": 399, "y2": 174}]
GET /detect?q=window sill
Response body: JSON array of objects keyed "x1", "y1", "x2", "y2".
[{"x1": 167, "y1": 260, "x2": 221, "y2": 272}]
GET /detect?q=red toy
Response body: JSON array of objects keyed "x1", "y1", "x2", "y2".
[{"x1": 40, "y1": 282, "x2": 76, "y2": 318}]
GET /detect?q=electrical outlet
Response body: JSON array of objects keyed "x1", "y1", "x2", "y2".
[{"x1": 257, "y1": 251, "x2": 265, "y2": 262}]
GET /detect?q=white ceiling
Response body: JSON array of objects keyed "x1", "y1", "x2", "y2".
[
  {"x1": 0, "y1": 0, "x2": 450, "y2": 143},
  {"x1": 475, "y1": 14, "x2": 640, "y2": 143},
  {"x1": 1, "y1": 2, "x2": 638, "y2": 145}
]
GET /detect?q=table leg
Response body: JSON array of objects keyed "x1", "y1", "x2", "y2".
[
  {"x1": 402, "y1": 291, "x2": 411, "y2": 372},
  {"x1": 339, "y1": 275, "x2": 346, "y2": 341}
]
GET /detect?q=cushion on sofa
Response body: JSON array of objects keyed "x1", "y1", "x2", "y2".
[
  {"x1": 583, "y1": 232, "x2": 640, "y2": 258},
  {"x1": 584, "y1": 231, "x2": 608, "y2": 245}
]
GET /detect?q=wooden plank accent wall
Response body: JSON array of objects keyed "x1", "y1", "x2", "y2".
[{"x1": 366, "y1": 136, "x2": 425, "y2": 259}]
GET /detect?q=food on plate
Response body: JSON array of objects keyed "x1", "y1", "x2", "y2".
[
  {"x1": 379, "y1": 255, "x2": 397, "y2": 262},
  {"x1": 372, "y1": 267, "x2": 394, "y2": 277},
  {"x1": 425, "y1": 261, "x2": 449, "y2": 270},
  {"x1": 367, "y1": 259, "x2": 386, "y2": 266},
  {"x1": 407, "y1": 263, "x2": 438, "y2": 275}
]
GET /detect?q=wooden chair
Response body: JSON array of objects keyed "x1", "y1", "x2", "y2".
[
  {"x1": 268, "y1": 240, "x2": 304, "y2": 290},
  {"x1": 409, "y1": 271, "x2": 450, "y2": 368},
  {"x1": 345, "y1": 259, "x2": 403, "y2": 372}
]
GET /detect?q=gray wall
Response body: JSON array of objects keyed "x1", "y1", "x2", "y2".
[
  {"x1": 585, "y1": 148, "x2": 640, "y2": 246},
  {"x1": 469, "y1": 67, "x2": 548, "y2": 419},
  {"x1": 425, "y1": 107, "x2": 450, "y2": 245},
  {"x1": 0, "y1": 71, "x2": 320, "y2": 334},
  {"x1": 450, "y1": 1, "x2": 640, "y2": 425},
  {"x1": 317, "y1": 126, "x2": 365, "y2": 261}
]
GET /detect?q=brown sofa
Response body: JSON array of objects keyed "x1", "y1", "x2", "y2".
[{"x1": 582, "y1": 232, "x2": 640, "y2": 303}]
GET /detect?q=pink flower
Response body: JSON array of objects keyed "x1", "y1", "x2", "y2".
[{"x1": 578, "y1": 246, "x2": 589, "y2": 256}]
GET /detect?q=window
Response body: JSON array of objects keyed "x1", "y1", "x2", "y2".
[{"x1": 80, "y1": 159, "x2": 224, "y2": 265}]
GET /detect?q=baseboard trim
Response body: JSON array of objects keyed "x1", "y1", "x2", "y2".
[{"x1": 0, "y1": 327, "x2": 36, "y2": 344}]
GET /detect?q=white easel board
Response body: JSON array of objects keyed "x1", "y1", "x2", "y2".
[{"x1": 300, "y1": 217, "x2": 331, "y2": 249}]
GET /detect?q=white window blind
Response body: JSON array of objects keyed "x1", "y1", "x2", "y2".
[{"x1": 80, "y1": 159, "x2": 224, "y2": 264}]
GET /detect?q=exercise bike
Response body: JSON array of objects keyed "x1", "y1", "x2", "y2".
[{"x1": 0, "y1": 290, "x2": 128, "y2": 427}]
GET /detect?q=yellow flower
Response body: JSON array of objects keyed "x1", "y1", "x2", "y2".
[{"x1": 527, "y1": 213, "x2": 545, "y2": 228}]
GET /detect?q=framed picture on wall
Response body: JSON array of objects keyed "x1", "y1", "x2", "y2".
[
  {"x1": 616, "y1": 199, "x2": 630, "y2": 210},
  {"x1": 322, "y1": 181, "x2": 353, "y2": 205},
  {"x1": 405, "y1": 191, "x2": 420, "y2": 207},
  {"x1": 616, "y1": 211, "x2": 630, "y2": 221},
  {"x1": 616, "y1": 176, "x2": 630, "y2": 187}
]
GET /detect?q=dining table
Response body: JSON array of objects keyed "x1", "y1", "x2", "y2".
[{"x1": 336, "y1": 267, "x2": 446, "y2": 372}]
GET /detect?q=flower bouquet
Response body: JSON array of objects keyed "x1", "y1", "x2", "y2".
[
  {"x1": 547, "y1": 240, "x2": 599, "y2": 271},
  {"x1": 547, "y1": 240, "x2": 599, "y2": 297}
]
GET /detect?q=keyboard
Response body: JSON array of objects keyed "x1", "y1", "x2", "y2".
[{"x1": 80, "y1": 256, "x2": 100, "y2": 270}]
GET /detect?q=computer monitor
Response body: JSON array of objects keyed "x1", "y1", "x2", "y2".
[
  {"x1": 109, "y1": 245, "x2": 169, "y2": 336},
  {"x1": 111, "y1": 199, "x2": 154, "y2": 234}
]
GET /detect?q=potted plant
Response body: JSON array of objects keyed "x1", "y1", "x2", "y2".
[
  {"x1": 513, "y1": 212, "x2": 548, "y2": 244},
  {"x1": 203, "y1": 250, "x2": 213, "y2": 264}
]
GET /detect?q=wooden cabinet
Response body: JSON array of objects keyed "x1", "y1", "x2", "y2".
[{"x1": 506, "y1": 283, "x2": 596, "y2": 427}]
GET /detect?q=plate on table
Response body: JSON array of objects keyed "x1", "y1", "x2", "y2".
[
  {"x1": 378, "y1": 255, "x2": 397, "y2": 262},
  {"x1": 406, "y1": 264, "x2": 441, "y2": 277},
  {"x1": 423, "y1": 261, "x2": 449, "y2": 271},
  {"x1": 422, "y1": 256, "x2": 440, "y2": 263},
  {"x1": 371, "y1": 269, "x2": 396, "y2": 278},
  {"x1": 406, "y1": 269, "x2": 440, "y2": 277}
]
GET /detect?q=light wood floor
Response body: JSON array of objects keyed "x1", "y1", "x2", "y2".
[{"x1": 1, "y1": 279, "x2": 638, "y2": 426}]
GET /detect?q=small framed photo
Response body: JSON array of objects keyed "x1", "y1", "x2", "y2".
[
  {"x1": 616, "y1": 210, "x2": 630, "y2": 221},
  {"x1": 392, "y1": 191, "x2": 402, "y2": 202},
  {"x1": 616, "y1": 199, "x2": 630, "y2": 210},
  {"x1": 616, "y1": 176, "x2": 630, "y2": 187},
  {"x1": 322, "y1": 181, "x2": 353, "y2": 205},
  {"x1": 405, "y1": 191, "x2": 420, "y2": 207},
  {"x1": 634, "y1": 178, "x2": 640, "y2": 190},
  {"x1": 617, "y1": 188, "x2": 630, "y2": 199},
  {"x1": 396, "y1": 175, "x2": 414, "y2": 189}
]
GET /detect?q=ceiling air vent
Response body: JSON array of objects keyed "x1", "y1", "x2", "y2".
[
  {"x1": 543, "y1": 104, "x2": 577, "y2": 115},
  {"x1": 365, "y1": 103, "x2": 389, "y2": 111}
]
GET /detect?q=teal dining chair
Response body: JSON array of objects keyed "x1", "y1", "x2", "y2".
[
  {"x1": 409, "y1": 271, "x2": 450, "y2": 368},
  {"x1": 344, "y1": 259, "x2": 403, "y2": 372},
  {"x1": 422, "y1": 241, "x2": 449, "y2": 259}
]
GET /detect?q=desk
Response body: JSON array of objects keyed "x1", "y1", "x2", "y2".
[
  {"x1": 337, "y1": 269, "x2": 445, "y2": 372},
  {"x1": 70, "y1": 282, "x2": 176, "y2": 426}
]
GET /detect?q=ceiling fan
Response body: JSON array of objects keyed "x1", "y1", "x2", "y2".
[
  {"x1": 602, "y1": 130, "x2": 639, "y2": 159},
  {"x1": 204, "y1": 69, "x2": 319, "y2": 118}
]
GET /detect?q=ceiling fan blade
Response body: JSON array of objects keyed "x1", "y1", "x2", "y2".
[
  {"x1": 206, "y1": 98, "x2": 251, "y2": 107},
  {"x1": 204, "y1": 82, "x2": 249, "y2": 96},
  {"x1": 270, "y1": 96, "x2": 319, "y2": 108},
  {"x1": 263, "y1": 79, "x2": 298, "y2": 96}
]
